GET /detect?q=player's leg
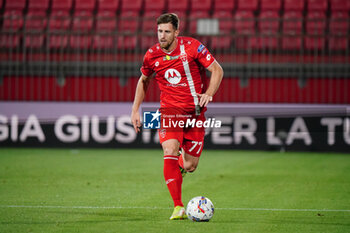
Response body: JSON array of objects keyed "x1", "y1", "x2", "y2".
[
  {"x1": 182, "y1": 140, "x2": 202, "y2": 172},
  {"x1": 161, "y1": 138, "x2": 187, "y2": 219}
]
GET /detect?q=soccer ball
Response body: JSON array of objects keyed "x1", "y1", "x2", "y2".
[{"x1": 186, "y1": 196, "x2": 214, "y2": 222}]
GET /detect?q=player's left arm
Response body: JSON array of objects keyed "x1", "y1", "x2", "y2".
[{"x1": 197, "y1": 61, "x2": 224, "y2": 107}]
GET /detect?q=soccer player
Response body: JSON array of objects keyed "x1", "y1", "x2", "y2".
[{"x1": 131, "y1": 13, "x2": 223, "y2": 220}]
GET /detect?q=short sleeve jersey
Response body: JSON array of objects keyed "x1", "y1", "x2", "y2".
[{"x1": 141, "y1": 37, "x2": 215, "y2": 112}]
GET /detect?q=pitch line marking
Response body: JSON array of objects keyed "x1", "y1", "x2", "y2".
[{"x1": 0, "y1": 205, "x2": 350, "y2": 212}]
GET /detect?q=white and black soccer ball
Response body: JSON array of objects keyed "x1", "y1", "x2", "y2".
[{"x1": 186, "y1": 196, "x2": 214, "y2": 222}]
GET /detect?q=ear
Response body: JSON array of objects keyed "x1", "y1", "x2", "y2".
[{"x1": 175, "y1": 29, "x2": 180, "y2": 37}]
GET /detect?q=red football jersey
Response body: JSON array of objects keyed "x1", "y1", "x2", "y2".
[{"x1": 141, "y1": 36, "x2": 216, "y2": 112}]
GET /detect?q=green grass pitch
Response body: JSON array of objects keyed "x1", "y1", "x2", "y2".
[{"x1": 0, "y1": 148, "x2": 349, "y2": 233}]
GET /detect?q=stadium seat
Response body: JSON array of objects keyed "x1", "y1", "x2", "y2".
[
  {"x1": 234, "y1": 11, "x2": 255, "y2": 34},
  {"x1": 190, "y1": 0, "x2": 212, "y2": 12},
  {"x1": 93, "y1": 11, "x2": 117, "y2": 49},
  {"x1": 234, "y1": 11, "x2": 256, "y2": 49},
  {"x1": 307, "y1": 0, "x2": 328, "y2": 12},
  {"x1": 75, "y1": 0, "x2": 96, "y2": 12},
  {"x1": 1, "y1": 0, "x2": 25, "y2": 49},
  {"x1": 117, "y1": 35, "x2": 137, "y2": 50},
  {"x1": 282, "y1": 11, "x2": 303, "y2": 50},
  {"x1": 237, "y1": 0, "x2": 258, "y2": 11},
  {"x1": 141, "y1": 11, "x2": 159, "y2": 49},
  {"x1": 330, "y1": 0, "x2": 350, "y2": 12},
  {"x1": 24, "y1": 11, "x2": 48, "y2": 48},
  {"x1": 188, "y1": 11, "x2": 211, "y2": 35},
  {"x1": 211, "y1": 11, "x2": 233, "y2": 50},
  {"x1": 120, "y1": 0, "x2": 143, "y2": 12},
  {"x1": 213, "y1": 0, "x2": 235, "y2": 12},
  {"x1": 305, "y1": 11, "x2": 326, "y2": 50},
  {"x1": 328, "y1": 11, "x2": 349, "y2": 50},
  {"x1": 70, "y1": 11, "x2": 94, "y2": 49},
  {"x1": 284, "y1": 0, "x2": 305, "y2": 12},
  {"x1": 260, "y1": 0, "x2": 282, "y2": 12},
  {"x1": 51, "y1": 0, "x2": 73, "y2": 12},
  {"x1": 167, "y1": 0, "x2": 189, "y2": 11},
  {"x1": 144, "y1": 0, "x2": 166, "y2": 13},
  {"x1": 97, "y1": 0, "x2": 120, "y2": 12},
  {"x1": 117, "y1": 11, "x2": 139, "y2": 50},
  {"x1": 48, "y1": 11, "x2": 71, "y2": 48},
  {"x1": 27, "y1": 0, "x2": 50, "y2": 12},
  {"x1": 252, "y1": 11, "x2": 280, "y2": 49},
  {"x1": 5, "y1": 0, "x2": 26, "y2": 11},
  {"x1": 119, "y1": 11, "x2": 140, "y2": 32}
]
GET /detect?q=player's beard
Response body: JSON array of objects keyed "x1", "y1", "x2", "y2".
[{"x1": 159, "y1": 36, "x2": 176, "y2": 51}]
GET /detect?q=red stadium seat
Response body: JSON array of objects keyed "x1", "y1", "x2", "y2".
[
  {"x1": 48, "y1": 11, "x2": 71, "y2": 48},
  {"x1": 282, "y1": 11, "x2": 303, "y2": 50},
  {"x1": 70, "y1": 11, "x2": 94, "y2": 49},
  {"x1": 259, "y1": 11, "x2": 279, "y2": 33},
  {"x1": 211, "y1": 11, "x2": 233, "y2": 50},
  {"x1": 284, "y1": 0, "x2": 305, "y2": 12},
  {"x1": 142, "y1": 11, "x2": 159, "y2": 32},
  {"x1": 329, "y1": 12, "x2": 349, "y2": 35},
  {"x1": 51, "y1": 0, "x2": 73, "y2": 12},
  {"x1": 330, "y1": 0, "x2": 350, "y2": 12},
  {"x1": 0, "y1": 34, "x2": 21, "y2": 48},
  {"x1": 120, "y1": 0, "x2": 143, "y2": 12},
  {"x1": 328, "y1": 11, "x2": 349, "y2": 51},
  {"x1": 307, "y1": 0, "x2": 328, "y2": 12},
  {"x1": 117, "y1": 11, "x2": 139, "y2": 50},
  {"x1": 117, "y1": 35, "x2": 138, "y2": 50},
  {"x1": 234, "y1": 11, "x2": 255, "y2": 34},
  {"x1": 119, "y1": 11, "x2": 140, "y2": 32},
  {"x1": 214, "y1": 0, "x2": 235, "y2": 12},
  {"x1": 5, "y1": 0, "x2": 26, "y2": 10},
  {"x1": 2, "y1": 10, "x2": 24, "y2": 29},
  {"x1": 93, "y1": 12, "x2": 116, "y2": 49},
  {"x1": 27, "y1": 0, "x2": 50, "y2": 11},
  {"x1": 260, "y1": 0, "x2": 282, "y2": 12},
  {"x1": 252, "y1": 11, "x2": 280, "y2": 49},
  {"x1": 75, "y1": 0, "x2": 96, "y2": 12},
  {"x1": 24, "y1": 11, "x2": 47, "y2": 48},
  {"x1": 190, "y1": 0, "x2": 212, "y2": 12},
  {"x1": 234, "y1": 11, "x2": 256, "y2": 49},
  {"x1": 237, "y1": 0, "x2": 258, "y2": 11},
  {"x1": 141, "y1": 11, "x2": 159, "y2": 49},
  {"x1": 144, "y1": 0, "x2": 166, "y2": 13},
  {"x1": 305, "y1": 11, "x2": 326, "y2": 50},
  {"x1": 167, "y1": 0, "x2": 189, "y2": 11},
  {"x1": 98, "y1": 0, "x2": 120, "y2": 12}
]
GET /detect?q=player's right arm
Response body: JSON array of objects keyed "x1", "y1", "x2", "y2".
[{"x1": 131, "y1": 74, "x2": 152, "y2": 133}]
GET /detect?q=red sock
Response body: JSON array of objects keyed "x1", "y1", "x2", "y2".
[{"x1": 163, "y1": 155, "x2": 183, "y2": 207}]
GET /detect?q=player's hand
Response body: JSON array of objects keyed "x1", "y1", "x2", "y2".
[
  {"x1": 131, "y1": 110, "x2": 141, "y2": 133},
  {"x1": 197, "y1": 93, "x2": 213, "y2": 107}
]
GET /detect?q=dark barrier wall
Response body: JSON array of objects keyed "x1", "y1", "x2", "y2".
[{"x1": 0, "y1": 102, "x2": 349, "y2": 152}]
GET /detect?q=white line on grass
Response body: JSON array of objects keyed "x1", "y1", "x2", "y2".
[{"x1": 0, "y1": 205, "x2": 350, "y2": 212}]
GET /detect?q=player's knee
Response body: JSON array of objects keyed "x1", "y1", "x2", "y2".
[
  {"x1": 162, "y1": 146, "x2": 179, "y2": 156},
  {"x1": 184, "y1": 163, "x2": 197, "y2": 173}
]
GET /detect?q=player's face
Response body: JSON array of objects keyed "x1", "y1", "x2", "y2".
[{"x1": 157, "y1": 23, "x2": 179, "y2": 51}]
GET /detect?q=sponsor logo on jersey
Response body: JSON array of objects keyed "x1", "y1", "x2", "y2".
[
  {"x1": 163, "y1": 55, "x2": 179, "y2": 61},
  {"x1": 197, "y1": 44, "x2": 205, "y2": 53},
  {"x1": 165, "y1": 68, "x2": 181, "y2": 84},
  {"x1": 202, "y1": 48, "x2": 208, "y2": 56}
]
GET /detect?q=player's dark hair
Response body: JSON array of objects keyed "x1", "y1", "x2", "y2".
[{"x1": 157, "y1": 13, "x2": 179, "y2": 30}]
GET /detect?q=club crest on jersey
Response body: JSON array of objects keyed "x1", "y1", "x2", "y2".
[
  {"x1": 163, "y1": 55, "x2": 179, "y2": 61},
  {"x1": 164, "y1": 68, "x2": 181, "y2": 84},
  {"x1": 180, "y1": 53, "x2": 187, "y2": 62}
]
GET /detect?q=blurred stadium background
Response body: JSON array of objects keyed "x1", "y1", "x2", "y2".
[{"x1": 0, "y1": 0, "x2": 349, "y2": 151}]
